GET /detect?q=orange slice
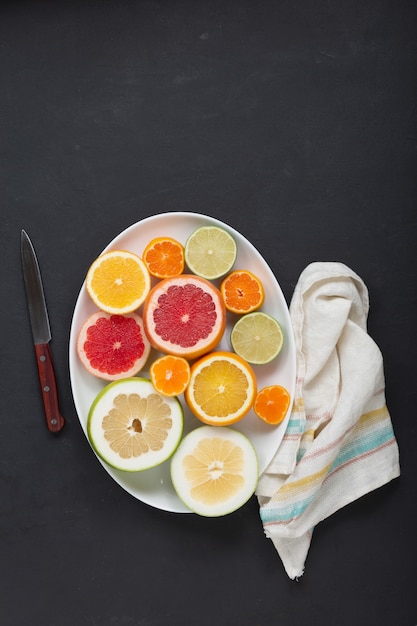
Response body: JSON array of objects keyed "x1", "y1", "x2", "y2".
[
  {"x1": 220, "y1": 269, "x2": 265, "y2": 314},
  {"x1": 150, "y1": 355, "x2": 191, "y2": 397},
  {"x1": 86, "y1": 250, "x2": 151, "y2": 314},
  {"x1": 253, "y1": 385, "x2": 290, "y2": 425},
  {"x1": 185, "y1": 351, "x2": 257, "y2": 426},
  {"x1": 143, "y1": 274, "x2": 226, "y2": 360},
  {"x1": 143, "y1": 237, "x2": 185, "y2": 279}
]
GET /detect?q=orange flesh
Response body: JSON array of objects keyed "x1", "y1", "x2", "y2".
[{"x1": 221, "y1": 270, "x2": 264, "y2": 313}]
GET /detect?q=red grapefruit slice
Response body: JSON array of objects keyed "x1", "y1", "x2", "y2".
[
  {"x1": 77, "y1": 311, "x2": 151, "y2": 380},
  {"x1": 143, "y1": 274, "x2": 226, "y2": 360}
]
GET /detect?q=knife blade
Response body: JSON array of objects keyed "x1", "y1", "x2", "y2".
[{"x1": 21, "y1": 230, "x2": 65, "y2": 433}]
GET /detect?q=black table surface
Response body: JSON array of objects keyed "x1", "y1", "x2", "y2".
[{"x1": 1, "y1": 2, "x2": 416, "y2": 625}]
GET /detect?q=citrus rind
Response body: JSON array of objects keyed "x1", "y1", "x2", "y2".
[
  {"x1": 87, "y1": 378, "x2": 184, "y2": 472},
  {"x1": 170, "y1": 426, "x2": 259, "y2": 517}
]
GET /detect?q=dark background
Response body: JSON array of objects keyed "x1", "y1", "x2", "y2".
[{"x1": 1, "y1": 1, "x2": 416, "y2": 625}]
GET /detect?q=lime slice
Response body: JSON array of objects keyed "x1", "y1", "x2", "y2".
[
  {"x1": 184, "y1": 226, "x2": 237, "y2": 280},
  {"x1": 230, "y1": 311, "x2": 284, "y2": 365},
  {"x1": 170, "y1": 426, "x2": 258, "y2": 516},
  {"x1": 87, "y1": 378, "x2": 183, "y2": 471}
]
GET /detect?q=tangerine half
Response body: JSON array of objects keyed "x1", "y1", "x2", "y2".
[
  {"x1": 150, "y1": 355, "x2": 191, "y2": 397},
  {"x1": 220, "y1": 269, "x2": 265, "y2": 314},
  {"x1": 143, "y1": 237, "x2": 184, "y2": 279},
  {"x1": 253, "y1": 385, "x2": 290, "y2": 425}
]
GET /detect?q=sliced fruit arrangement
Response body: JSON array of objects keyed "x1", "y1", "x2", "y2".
[
  {"x1": 77, "y1": 311, "x2": 151, "y2": 380},
  {"x1": 231, "y1": 311, "x2": 284, "y2": 365},
  {"x1": 185, "y1": 351, "x2": 257, "y2": 426},
  {"x1": 220, "y1": 269, "x2": 265, "y2": 314},
  {"x1": 87, "y1": 378, "x2": 183, "y2": 471},
  {"x1": 170, "y1": 426, "x2": 258, "y2": 516},
  {"x1": 77, "y1": 222, "x2": 292, "y2": 515},
  {"x1": 142, "y1": 236, "x2": 184, "y2": 279},
  {"x1": 150, "y1": 355, "x2": 191, "y2": 397},
  {"x1": 86, "y1": 250, "x2": 151, "y2": 314},
  {"x1": 254, "y1": 385, "x2": 291, "y2": 425},
  {"x1": 143, "y1": 274, "x2": 226, "y2": 359},
  {"x1": 184, "y1": 225, "x2": 237, "y2": 279}
]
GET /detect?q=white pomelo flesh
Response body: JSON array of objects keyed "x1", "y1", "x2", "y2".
[
  {"x1": 170, "y1": 426, "x2": 258, "y2": 517},
  {"x1": 88, "y1": 378, "x2": 183, "y2": 472}
]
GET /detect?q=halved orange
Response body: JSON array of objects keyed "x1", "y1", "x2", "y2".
[
  {"x1": 143, "y1": 237, "x2": 185, "y2": 279},
  {"x1": 150, "y1": 355, "x2": 191, "y2": 397},
  {"x1": 220, "y1": 269, "x2": 265, "y2": 314},
  {"x1": 143, "y1": 274, "x2": 226, "y2": 360},
  {"x1": 253, "y1": 385, "x2": 290, "y2": 425},
  {"x1": 185, "y1": 351, "x2": 257, "y2": 426},
  {"x1": 86, "y1": 250, "x2": 151, "y2": 315}
]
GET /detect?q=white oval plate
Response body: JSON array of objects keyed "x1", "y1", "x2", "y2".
[{"x1": 69, "y1": 212, "x2": 296, "y2": 513}]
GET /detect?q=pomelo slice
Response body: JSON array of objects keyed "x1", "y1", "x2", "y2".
[
  {"x1": 88, "y1": 378, "x2": 184, "y2": 472},
  {"x1": 143, "y1": 274, "x2": 226, "y2": 360},
  {"x1": 77, "y1": 311, "x2": 151, "y2": 380},
  {"x1": 170, "y1": 426, "x2": 259, "y2": 516}
]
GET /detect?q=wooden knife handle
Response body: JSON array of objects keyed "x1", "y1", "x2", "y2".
[{"x1": 34, "y1": 343, "x2": 65, "y2": 433}]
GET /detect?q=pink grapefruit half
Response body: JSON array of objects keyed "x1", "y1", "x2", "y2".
[
  {"x1": 143, "y1": 274, "x2": 226, "y2": 360},
  {"x1": 77, "y1": 311, "x2": 151, "y2": 380}
]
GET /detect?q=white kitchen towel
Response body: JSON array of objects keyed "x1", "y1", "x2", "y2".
[{"x1": 256, "y1": 262, "x2": 400, "y2": 579}]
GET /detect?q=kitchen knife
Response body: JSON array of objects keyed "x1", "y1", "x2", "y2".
[{"x1": 21, "y1": 230, "x2": 65, "y2": 433}]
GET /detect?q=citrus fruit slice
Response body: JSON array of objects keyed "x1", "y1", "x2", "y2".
[
  {"x1": 150, "y1": 355, "x2": 191, "y2": 397},
  {"x1": 231, "y1": 311, "x2": 284, "y2": 365},
  {"x1": 185, "y1": 351, "x2": 257, "y2": 425},
  {"x1": 86, "y1": 250, "x2": 151, "y2": 314},
  {"x1": 184, "y1": 225, "x2": 237, "y2": 279},
  {"x1": 170, "y1": 426, "x2": 258, "y2": 516},
  {"x1": 142, "y1": 236, "x2": 185, "y2": 279},
  {"x1": 77, "y1": 311, "x2": 151, "y2": 380},
  {"x1": 220, "y1": 269, "x2": 265, "y2": 314},
  {"x1": 87, "y1": 378, "x2": 183, "y2": 471},
  {"x1": 254, "y1": 385, "x2": 291, "y2": 425},
  {"x1": 143, "y1": 274, "x2": 226, "y2": 359}
]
